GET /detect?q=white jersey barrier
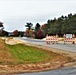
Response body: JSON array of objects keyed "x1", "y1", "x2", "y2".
[{"x1": 46, "y1": 36, "x2": 58, "y2": 44}]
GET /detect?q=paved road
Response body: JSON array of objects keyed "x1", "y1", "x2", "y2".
[
  {"x1": 12, "y1": 37, "x2": 76, "y2": 75},
  {"x1": 19, "y1": 37, "x2": 76, "y2": 52},
  {"x1": 12, "y1": 66, "x2": 76, "y2": 75}
]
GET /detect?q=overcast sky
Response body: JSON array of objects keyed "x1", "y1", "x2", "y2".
[{"x1": 0, "y1": 0, "x2": 76, "y2": 32}]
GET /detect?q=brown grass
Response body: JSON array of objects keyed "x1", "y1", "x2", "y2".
[{"x1": 0, "y1": 38, "x2": 15, "y2": 64}]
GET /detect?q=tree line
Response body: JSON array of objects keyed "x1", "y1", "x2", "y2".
[
  {"x1": 0, "y1": 13, "x2": 76, "y2": 38},
  {"x1": 25, "y1": 13, "x2": 76, "y2": 38},
  {"x1": 45, "y1": 13, "x2": 76, "y2": 36}
]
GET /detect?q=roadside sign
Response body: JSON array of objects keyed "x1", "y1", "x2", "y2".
[{"x1": 66, "y1": 34, "x2": 72, "y2": 38}]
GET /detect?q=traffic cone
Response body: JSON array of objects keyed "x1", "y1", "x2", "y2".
[{"x1": 72, "y1": 41, "x2": 75, "y2": 44}]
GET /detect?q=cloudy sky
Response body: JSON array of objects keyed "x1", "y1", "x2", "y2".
[{"x1": 0, "y1": 0, "x2": 76, "y2": 32}]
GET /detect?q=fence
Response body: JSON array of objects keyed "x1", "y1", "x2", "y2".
[
  {"x1": 64, "y1": 38, "x2": 75, "y2": 44},
  {"x1": 46, "y1": 35, "x2": 58, "y2": 44}
]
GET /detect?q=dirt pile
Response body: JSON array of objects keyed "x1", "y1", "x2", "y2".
[{"x1": 5, "y1": 37, "x2": 23, "y2": 45}]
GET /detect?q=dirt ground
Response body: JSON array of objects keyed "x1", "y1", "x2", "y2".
[{"x1": 0, "y1": 37, "x2": 76, "y2": 75}]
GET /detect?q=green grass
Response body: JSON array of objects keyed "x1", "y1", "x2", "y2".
[
  {"x1": 0, "y1": 38, "x2": 73, "y2": 65},
  {"x1": 6, "y1": 44, "x2": 54, "y2": 64}
]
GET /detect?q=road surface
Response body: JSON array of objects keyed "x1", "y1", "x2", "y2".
[
  {"x1": 12, "y1": 66, "x2": 76, "y2": 75},
  {"x1": 19, "y1": 37, "x2": 76, "y2": 52}
]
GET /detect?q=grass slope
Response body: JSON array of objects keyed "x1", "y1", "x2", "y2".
[
  {"x1": 0, "y1": 38, "x2": 72, "y2": 65},
  {"x1": 7, "y1": 44, "x2": 59, "y2": 64},
  {"x1": 0, "y1": 39, "x2": 15, "y2": 64}
]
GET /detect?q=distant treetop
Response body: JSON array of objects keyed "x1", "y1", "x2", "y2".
[{"x1": 0, "y1": 22, "x2": 3, "y2": 27}]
